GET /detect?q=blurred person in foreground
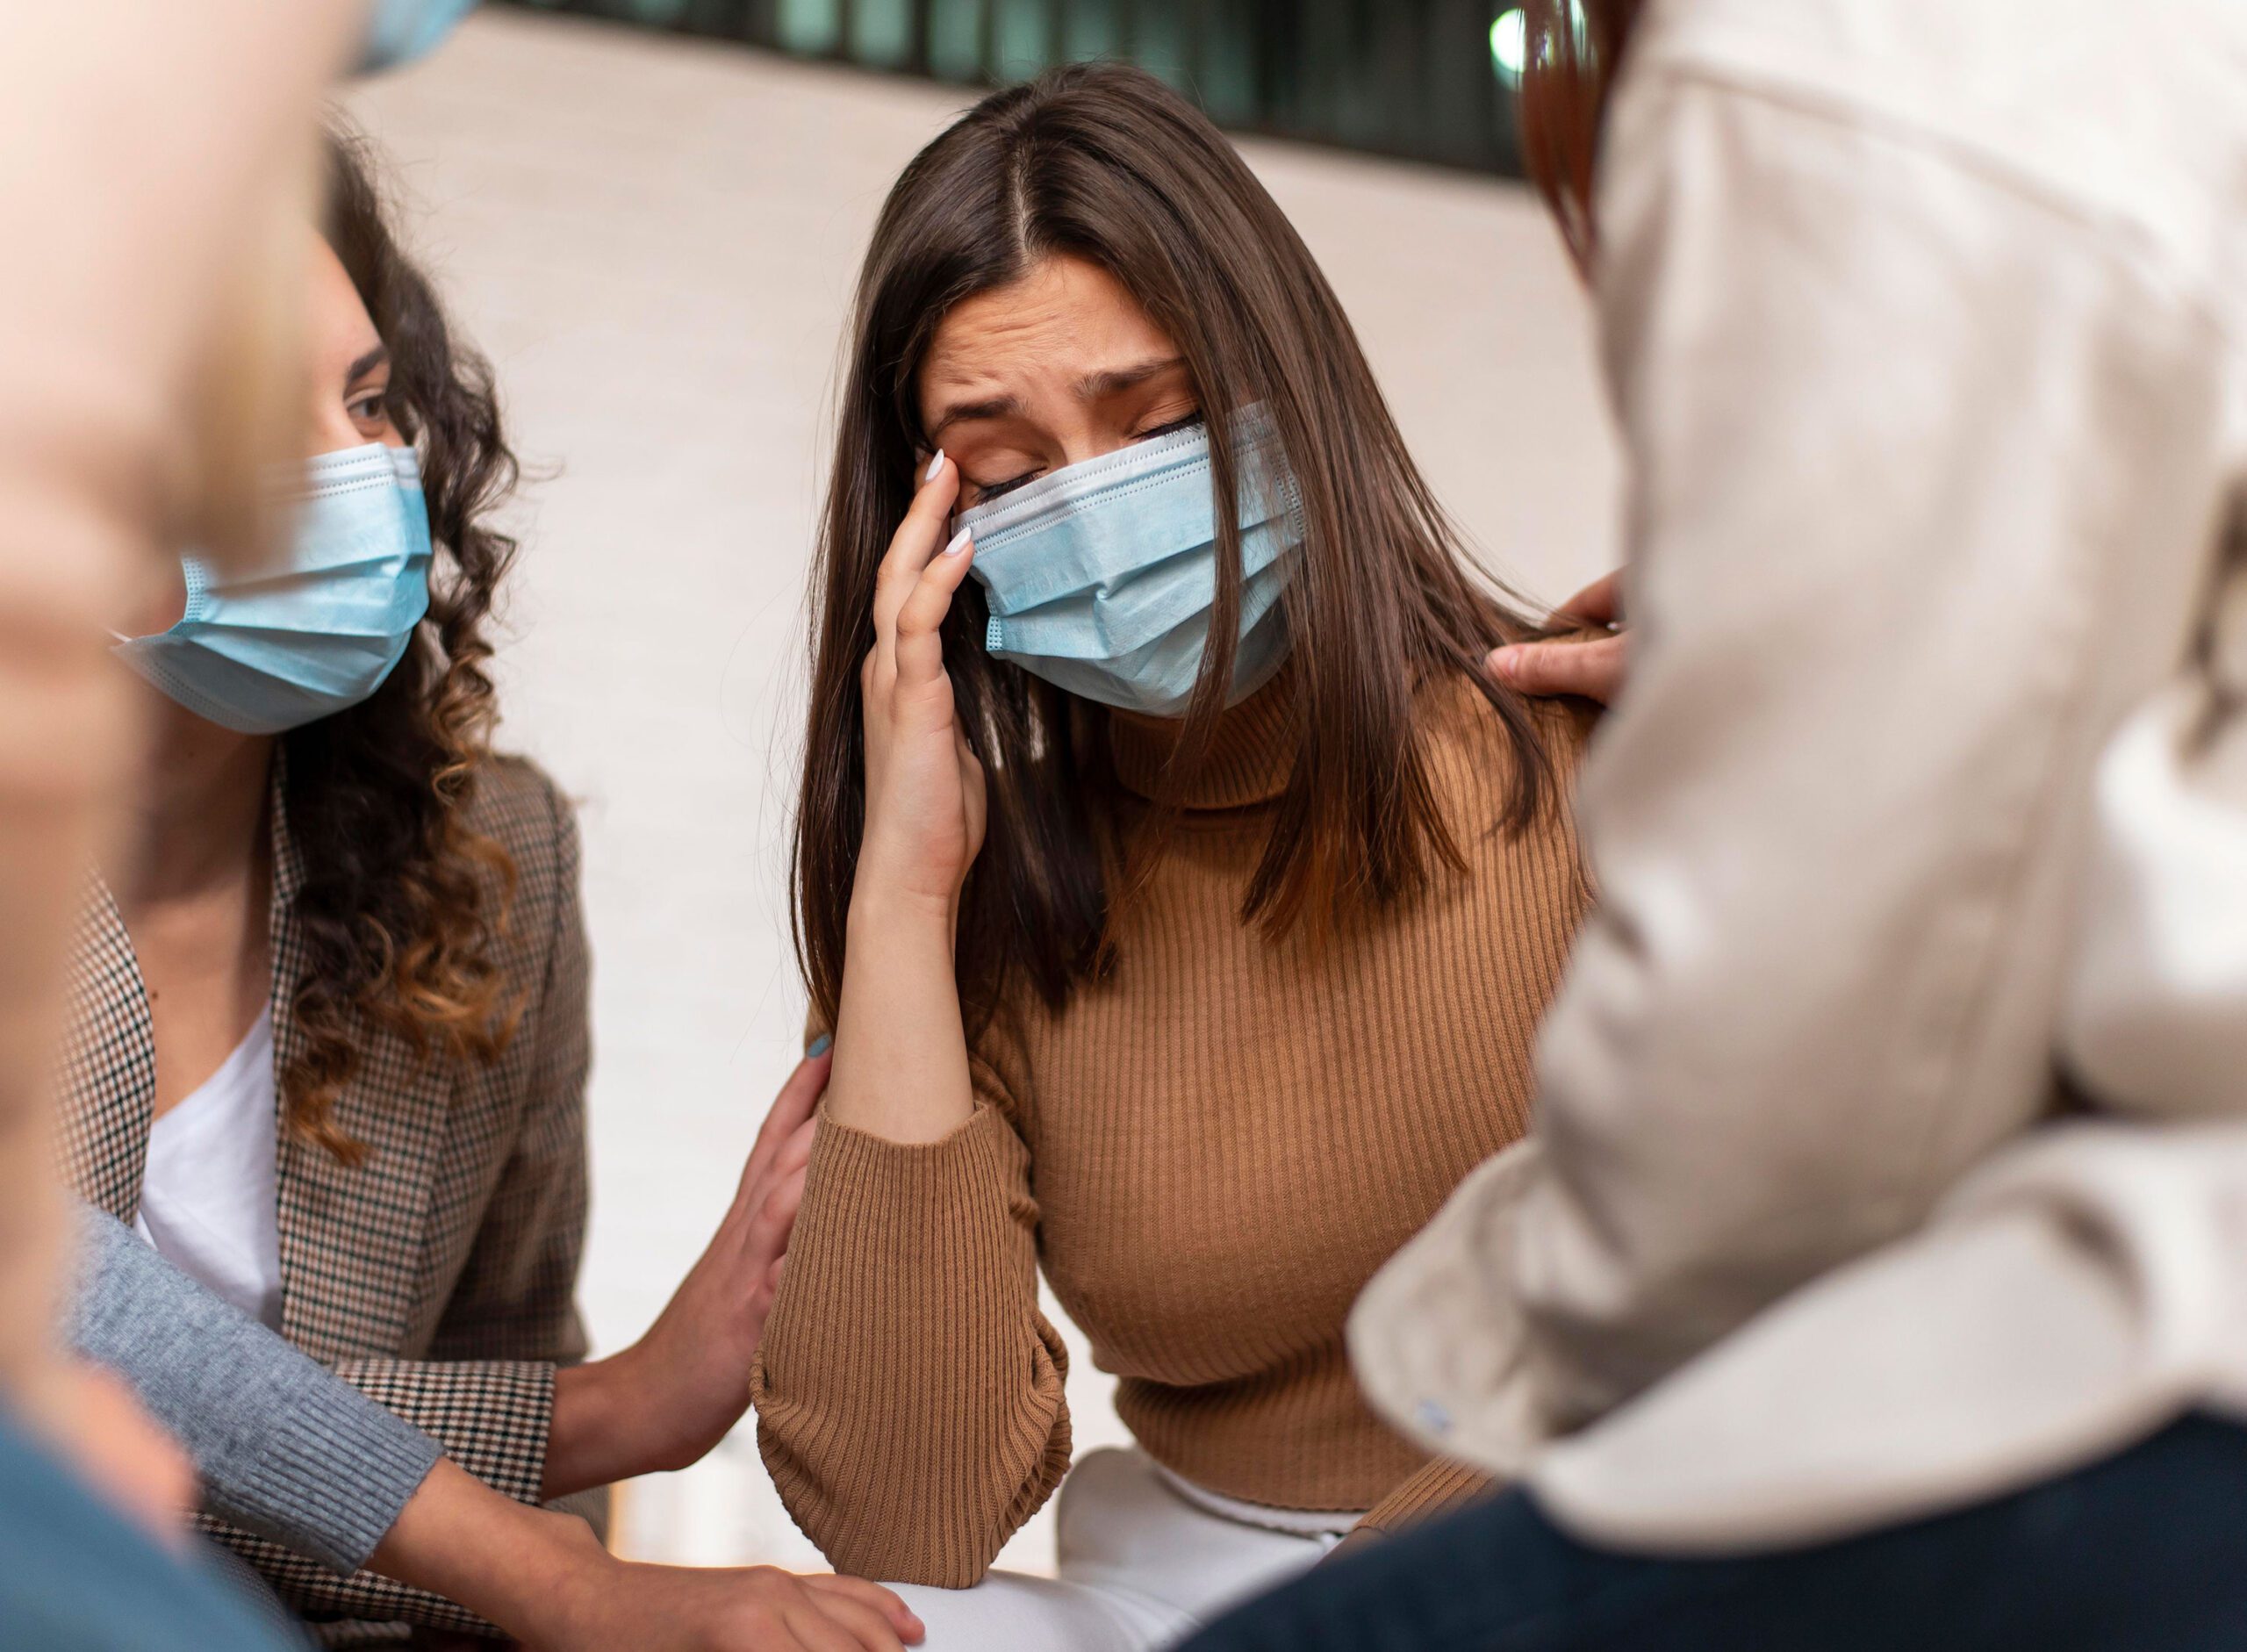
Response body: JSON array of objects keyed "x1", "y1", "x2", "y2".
[
  {"x1": 1188, "y1": 0, "x2": 2247, "y2": 1648},
  {"x1": 1, "y1": 2, "x2": 415, "y2": 1646},
  {"x1": 0, "y1": 3, "x2": 911, "y2": 1646},
  {"x1": 60, "y1": 124, "x2": 916, "y2": 1652}
]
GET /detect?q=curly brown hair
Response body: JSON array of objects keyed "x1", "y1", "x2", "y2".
[{"x1": 279, "y1": 126, "x2": 524, "y2": 1163}]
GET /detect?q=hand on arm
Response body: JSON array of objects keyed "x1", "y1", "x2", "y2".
[
  {"x1": 436, "y1": 776, "x2": 829, "y2": 1501},
  {"x1": 541, "y1": 1045, "x2": 829, "y2": 1496}
]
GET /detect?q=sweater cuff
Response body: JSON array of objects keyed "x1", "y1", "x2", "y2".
[
  {"x1": 64, "y1": 1206, "x2": 441, "y2": 1574},
  {"x1": 205, "y1": 1361, "x2": 563, "y2": 1637},
  {"x1": 752, "y1": 1100, "x2": 1070, "y2": 1585},
  {"x1": 812, "y1": 1095, "x2": 1005, "y2": 1179},
  {"x1": 226, "y1": 1365, "x2": 442, "y2": 1574},
  {"x1": 789, "y1": 1103, "x2": 1023, "y2": 1333},
  {"x1": 1355, "y1": 1458, "x2": 1495, "y2": 1534}
]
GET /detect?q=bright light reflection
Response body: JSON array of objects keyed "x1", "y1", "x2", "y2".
[{"x1": 1490, "y1": 8, "x2": 1527, "y2": 80}]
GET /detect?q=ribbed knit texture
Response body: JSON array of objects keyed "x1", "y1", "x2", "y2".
[
  {"x1": 754, "y1": 675, "x2": 1591, "y2": 1586},
  {"x1": 68, "y1": 1206, "x2": 442, "y2": 1576}
]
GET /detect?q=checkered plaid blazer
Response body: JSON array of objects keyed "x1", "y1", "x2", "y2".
[{"x1": 58, "y1": 753, "x2": 596, "y2": 1646}]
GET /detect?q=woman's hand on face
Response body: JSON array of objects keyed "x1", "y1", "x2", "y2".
[
  {"x1": 855, "y1": 452, "x2": 987, "y2": 913},
  {"x1": 1488, "y1": 570, "x2": 1629, "y2": 706},
  {"x1": 542, "y1": 1046, "x2": 830, "y2": 1493},
  {"x1": 819, "y1": 459, "x2": 987, "y2": 1145}
]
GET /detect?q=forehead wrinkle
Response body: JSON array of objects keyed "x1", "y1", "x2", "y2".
[
  {"x1": 931, "y1": 321, "x2": 1075, "y2": 388},
  {"x1": 1075, "y1": 355, "x2": 1188, "y2": 402},
  {"x1": 927, "y1": 391, "x2": 1025, "y2": 441},
  {"x1": 918, "y1": 256, "x2": 1181, "y2": 435},
  {"x1": 921, "y1": 319, "x2": 1073, "y2": 437}
]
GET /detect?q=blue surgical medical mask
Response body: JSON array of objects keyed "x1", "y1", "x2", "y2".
[
  {"x1": 958, "y1": 405, "x2": 1303, "y2": 718},
  {"x1": 113, "y1": 444, "x2": 433, "y2": 736},
  {"x1": 360, "y1": 0, "x2": 479, "y2": 71}
]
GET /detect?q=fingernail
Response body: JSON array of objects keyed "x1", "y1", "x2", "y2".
[
  {"x1": 806, "y1": 1033, "x2": 832, "y2": 1058},
  {"x1": 1489, "y1": 648, "x2": 1518, "y2": 680},
  {"x1": 944, "y1": 527, "x2": 973, "y2": 557},
  {"x1": 925, "y1": 449, "x2": 946, "y2": 483}
]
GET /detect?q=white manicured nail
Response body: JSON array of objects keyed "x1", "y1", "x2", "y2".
[
  {"x1": 926, "y1": 449, "x2": 946, "y2": 482},
  {"x1": 943, "y1": 527, "x2": 973, "y2": 557}
]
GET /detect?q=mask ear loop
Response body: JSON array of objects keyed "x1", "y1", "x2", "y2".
[
  {"x1": 176, "y1": 557, "x2": 214, "y2": 626},
  {"x1": 109, "y1": 554, "x2": 213, "y2": 645}
]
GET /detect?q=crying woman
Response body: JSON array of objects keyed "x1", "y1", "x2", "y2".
[{"x1": 750, "y1": 61, "x2": 1612, "y2": 1650}]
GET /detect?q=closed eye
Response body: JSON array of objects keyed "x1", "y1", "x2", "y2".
[
  {"x1": 966, "y1": 413, "x2": 1204, "y2": 505},
  {"x1": 1136, "y1": 412, "x2": 1203, "y2": 442},
  {"x1": 972, "y1": 468, "x2": 1040, "y2": 505}
]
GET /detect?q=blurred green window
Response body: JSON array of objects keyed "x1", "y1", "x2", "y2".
[{"x1": 502, "y1": 0, "x2": 1526, "y2": 176}]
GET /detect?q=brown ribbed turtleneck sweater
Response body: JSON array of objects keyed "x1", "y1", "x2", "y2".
[{"x1": 751, "y1": 676, "x2": 1592, "y2": 1588}]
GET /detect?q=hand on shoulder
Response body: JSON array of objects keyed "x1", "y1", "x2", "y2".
[{"x1": 1488, "y1": 571, "x2": 1628, "y2": 707}]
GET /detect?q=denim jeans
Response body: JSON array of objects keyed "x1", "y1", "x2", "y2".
[{"x1": 1184, "y1": 1414, "x2": 2247, "y2": 1652}]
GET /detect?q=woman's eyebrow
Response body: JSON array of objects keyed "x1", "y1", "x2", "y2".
[
  {"x1": 928, "y1": 391, "x2": 1022, "y2": 440},
  {"x1": 1076, "y1": 355, "x2": 1186, "y2": 400},
  {"x1": 344, "y1": 344, "x2": 391, "y2": 386}
]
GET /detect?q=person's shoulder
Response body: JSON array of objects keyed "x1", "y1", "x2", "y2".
[
  {"x1": 459, "y1": 753, "x2": 581, "y2": 916},
  {"x1": 1409, "y1": 672, "x2": 1593, "y2": 872},
  {"x1": 1534, "y1": 693, "x2": 1599, "y2": 777},
  {"x1": 1421, "y1": 670, "x2": 1594, "y2": 779}
]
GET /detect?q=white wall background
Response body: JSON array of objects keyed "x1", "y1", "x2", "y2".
[{"x1": 346, "y1": 6, "x2": 1617, "y2": 1575}]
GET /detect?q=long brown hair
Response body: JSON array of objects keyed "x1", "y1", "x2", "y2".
[
  {"x1": 1520, "y1": 0, "x2": 1647, "y2": 275},
  {"x1": 794, "y1": 63, "x2": 1563, "y2": 1033},
  {"x1": 280, "y1": 127, "x2": 522, "y2": 1162}
]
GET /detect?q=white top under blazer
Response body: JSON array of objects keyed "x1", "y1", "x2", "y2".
[{"x1": 134, "y1": 1006, "x2": 283, "y2": 1331}]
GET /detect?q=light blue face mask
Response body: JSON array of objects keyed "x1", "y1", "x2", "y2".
[
  {"x1": 360, "y1": 0, "x2": 479, "y2": 72},
  {"x1": 113, "y1": 444, "x2": 433, "y2": 736},
  {"x1": 958, "y1": 404, "x2": 1303, "y2": 718}
]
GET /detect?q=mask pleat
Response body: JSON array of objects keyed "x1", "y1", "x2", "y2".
[
  {"x1": 966, "y1": 406, "x2": 1304, "y2": 716},
  {"x1": 111, "y1": 442, "x2": 434, "y2": 734}
]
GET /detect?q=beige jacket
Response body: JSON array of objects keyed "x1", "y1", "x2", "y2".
[{"x1": 1353, "y1": 0, "x2": 2247, "y2": 1552}]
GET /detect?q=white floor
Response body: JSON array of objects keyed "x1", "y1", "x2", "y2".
[{"x1": 345, "y1": 7, "x2": 1617, "y2": 1576}]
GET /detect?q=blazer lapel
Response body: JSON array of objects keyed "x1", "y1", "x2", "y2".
[
  {"x1": 269, "y1": 769, "x2": 455, "y2": 1362},
  {"x1": 56, "y1": 879, "x2": 156, "y2": 1219}
]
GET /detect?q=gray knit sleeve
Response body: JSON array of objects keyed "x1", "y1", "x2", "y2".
[{"x1": 66, "y1": 1206, "x2": 442, "y2": 1576}]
